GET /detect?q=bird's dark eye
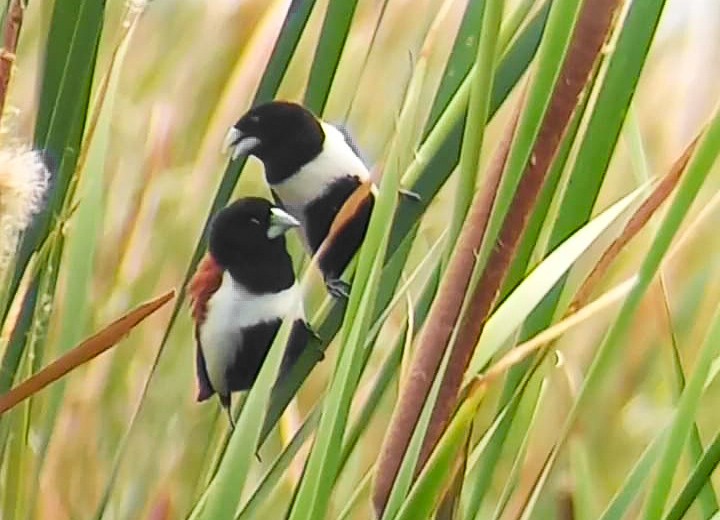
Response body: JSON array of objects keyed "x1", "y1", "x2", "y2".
[
  {"x1": 250, "y1": 218, "x2": 260, "y2": 225},
  {"x1": 249, "y1": 115, "x2": 260, "y2": 123}
]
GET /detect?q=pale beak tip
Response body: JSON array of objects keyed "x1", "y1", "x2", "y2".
[
  {"x1": 222, "y1": 127, "x2": 240, "y2": 155},
  {"x1": 224, "y1": 133, "x2": 261, "y2": 161},
  {"x1": 267, "y1": 208, "x2": 300, "y2": 239}
]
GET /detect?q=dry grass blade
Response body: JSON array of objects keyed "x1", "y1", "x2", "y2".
[
  {"x1": 479, "y1": 278, "x2": 634, "y2": 386},
  {"x1": 416, "y1": 0, "x2": 623, "y2": 477},
  {"x1": 568, "y1": 133, "x2": 701, "y2": 312},
  {"x1": 372, "y1": 95, "x2": 522, "y2": 515},
  {"x1": 0, "y1": 0, "x2": 23, "y2": 118},
  {"x1": 0, "y1": 289, "x2": 174, "y2": 414}
]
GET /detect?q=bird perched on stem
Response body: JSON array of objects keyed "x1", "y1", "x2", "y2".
[
  {"x1": 223, "y1": 101, "x2": 377, "y2": 299},
  {"x1": 188, "y1": 197, "x2": 313, "y2": 426}
]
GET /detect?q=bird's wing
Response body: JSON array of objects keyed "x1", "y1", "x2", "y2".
[
  {"x1": 316, "y1": 181, "x2": 374, "y2": 260},
  {"x1": 225, "y1": 320, "x2": 281, "y2": 393},
  {"x1": 277, "y1": 319, "x2": 325, "y2": 382},
  {"x1": 189, "y1": 253, "x2": 223, "y2": 402},
  {"x1": 331, "y1": 123, "x2": 368, "y2": 167},
  {"x1": 194, "y1": 333, "x2": 215, "y2": 402},
  {"x1": 188, "y1": 253, "x2": 223, "y2": 325}
]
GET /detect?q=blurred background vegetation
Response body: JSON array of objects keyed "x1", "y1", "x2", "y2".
[{"x1": 1, "y1": 0, "x2": 720, "y2": 518}]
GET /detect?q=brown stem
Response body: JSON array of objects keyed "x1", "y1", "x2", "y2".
[
  {"x1": 0, "y1": 289, "x2": 175, "y2": 414},
  {"x1": 0, "y1": 0, "x2": 24, "y2": 120},
  {"x1": 568, "y1": 133, "x2": 701, "y2": 312},
  {"x1": 372, "y1": 99, "x2": 522, "y2": 515},
  {"x1": 417, "y1": 0, "x2": 623, "y2": 477}
]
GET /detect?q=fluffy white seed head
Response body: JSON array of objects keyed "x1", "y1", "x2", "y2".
[{"x1": 0, "y1": 148, "x2": 49, "y2": 269}]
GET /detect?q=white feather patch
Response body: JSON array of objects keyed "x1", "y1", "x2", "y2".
[
  {"x1": 199, "y1": 273, "x2": 303, "y2": 395},
  {"x1": 270, "y1": 122, "x2": 370, "y2": 207}
]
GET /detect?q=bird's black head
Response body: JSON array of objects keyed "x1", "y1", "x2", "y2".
[
  {"x1": 224, "y1": 101, "x2": 325, "y2": 184},
  {"x1": 209, "y1": 197, "x2": 300, "y2": 293}
]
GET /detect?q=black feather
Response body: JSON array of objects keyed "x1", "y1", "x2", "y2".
[
  {"x1": 304, "y1": 177, "x2": 374, "y2": 281},
  {"x1": 223, "y1": 318, "x2": 312, "y2": 393},
  {"x1": 209, "y1": 198, "x2": 295, "y2": 294},
  {"x1": 195, "y1": 339, "x2": 214, "y2": 402}
]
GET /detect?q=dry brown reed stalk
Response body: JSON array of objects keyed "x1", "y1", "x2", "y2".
[
  {"x1": 0, "y1": 289, "x2": 174, "y2": 414},
  {"x1": 373, "y1": 0, "x2": 624, "y2": 515},
  {"x1": 568, "y1": 133, "x2": 701, "y2": 312},
  {"x1": 416, "y1": 0, "x2": 624, "y2": 477},
  {"x1": 0, "y1": 0, "x2": 23, "y2": 119},
  {"x1": 372, "y1": 95, "x2": 522, "y2": 514}
]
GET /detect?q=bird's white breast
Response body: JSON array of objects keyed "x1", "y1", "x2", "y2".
[
  {"x1": 199, "y1": 272, "x2": 303, "y2": 395},
  {"x1": 271, "y1": 122, "x2": 370, "y2": 208}
]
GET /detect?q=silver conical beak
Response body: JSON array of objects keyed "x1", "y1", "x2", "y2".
[
  {"x1": 223, "y1": 127, "x2": 261, "y2": 160},
  {"x1": 267, "y1": 207, "x2": 300, "y2": 239}
]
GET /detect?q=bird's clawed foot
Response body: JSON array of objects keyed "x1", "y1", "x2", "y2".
[
  {"x1": 220, "y1": 394, "x2": 236, "y2": 430},
  {"x1": 309, "y1": 326, "x2": 323, "y2": 343},
  {"x1": 399, "y1": 188, "x2": 421, "y2": 201},
  {"x1": 305, "y1": 325, "x2": 326, "y2": 361},
  {"x1": 326, "y1": 278, "x2": 351, "y2": 300}
]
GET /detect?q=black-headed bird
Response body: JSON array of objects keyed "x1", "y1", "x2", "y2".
[
  {"x1": 189, "y1": 197, "x2": 312, "y2": 426},
  {"x1": 223, "y1": 101, "x2": 375, "y2": 298}
]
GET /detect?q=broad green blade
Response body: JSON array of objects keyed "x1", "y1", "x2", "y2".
[
  {"x1": 191, "y1": 317, "x2": 295, "y2": 520},
  {"x1": 0, "y1": 2, "x2": 106, "y2": 467},
  {"x1": 423, "y1": 0, "x2": 487, "y2": 135},
  {"x1": 393, "y1": 384, "x2": 487, "y2": 520},
  {"x1": 487, "y1": 378, "x2": 549, "y2": 520},
  {"x1": 626, "y1": 104, "x2": 719, "y2": 515},
  {"x1": 303, "y1": 0, "x2": 359, "y2": 114},
  {"x1": 527, "y1": 97, "x2": 720, "y2": 518},
  {"x1": 256, "y1": 0, "x2": 319, "y2": 105},
  {"x1": 664, "y1": 428, "x2": 720, "y2": 520},
  {"x1": 446, "y1": 0, "x2": 504, "y2": 260},
  {"x1": 570, "y1": 439, "x2": 601, "y2": 519},
  {"x1": 461, "y1": 356, "x2": 545, "y2": 519},
  {"x1": 35, "y1": 8, "x2": 134, "y2": 465},
  {"x1": 642, "y1": 305, "x2": 720, "y2": 517},
  {"x1": 466, "y1": 183, "x2": 647, "y2": 377},
  {"x1": 236, "y1": 405, "x2": 320, "y2": 519}
]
